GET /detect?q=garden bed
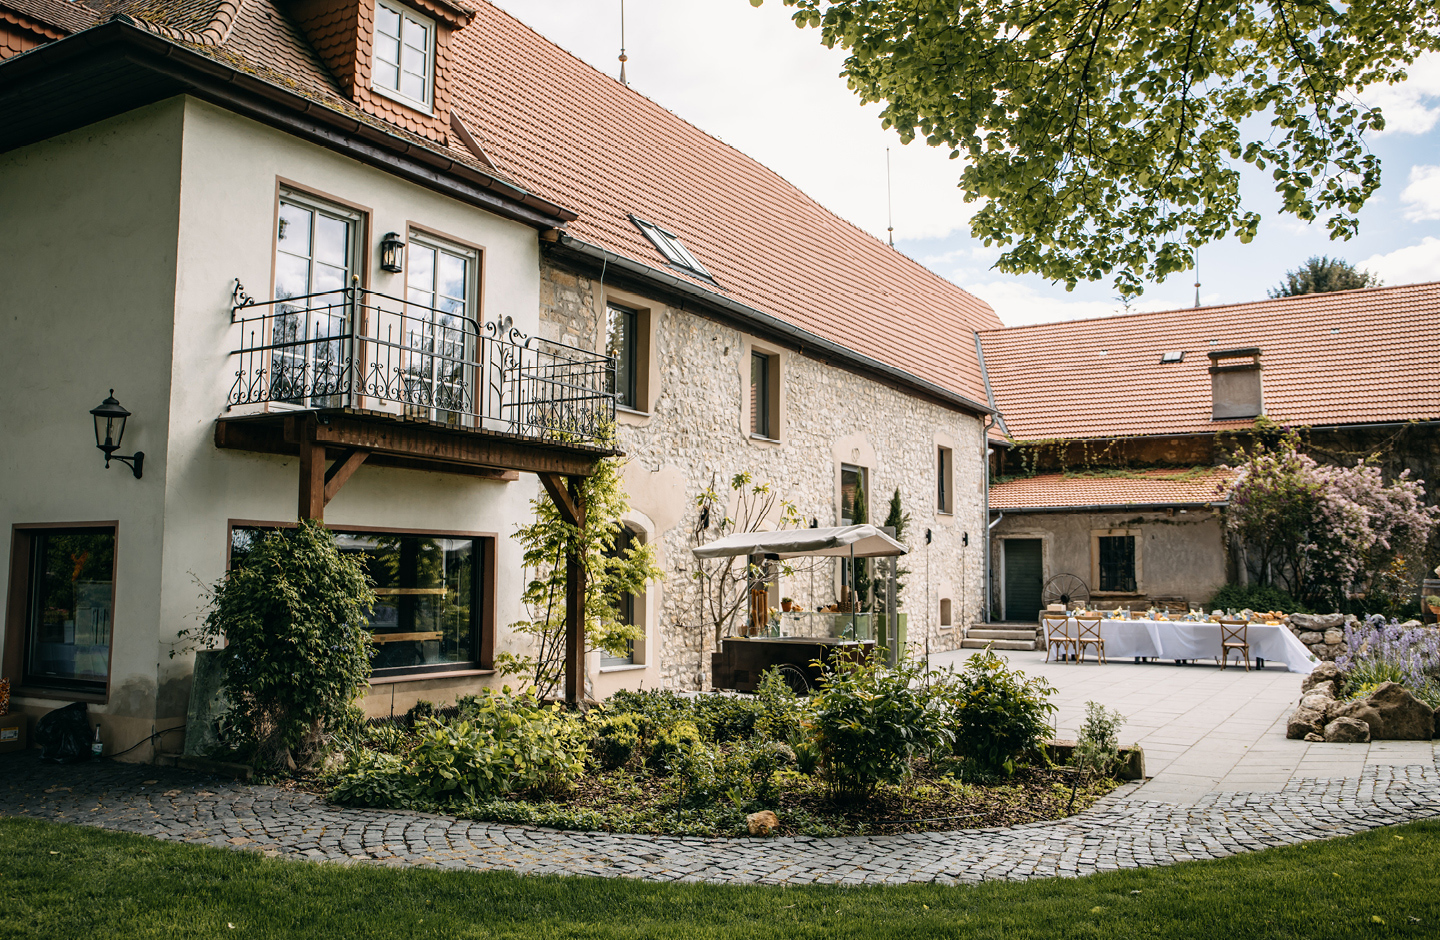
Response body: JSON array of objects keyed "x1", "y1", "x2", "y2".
[{"x1": 308, "y1": 651, "x2": 1126, "y2": 838}]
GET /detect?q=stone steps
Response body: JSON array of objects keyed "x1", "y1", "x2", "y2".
[{"x1": 962, "y1": 625, "x2": 1039, "y2": 650}]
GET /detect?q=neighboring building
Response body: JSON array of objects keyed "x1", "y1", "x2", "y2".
[
  {"x1": 0, "y1": 0, "x2": 999, "y2": 758},
  {"x1": 977, "y1": 283, "x2": 1440, "y2": 620}
]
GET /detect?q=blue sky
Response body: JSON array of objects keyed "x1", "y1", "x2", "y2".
[{"x1": 499, "y1": 0, "x2": 1440, "y2": 326}]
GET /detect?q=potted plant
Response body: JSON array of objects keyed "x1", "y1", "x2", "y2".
[
  {"x1": 1426, "y1": 595, "x2": 1440, "y2": 617},
  {"x1": 781, "y1": 597, "x2": 794, "y2": 612}
]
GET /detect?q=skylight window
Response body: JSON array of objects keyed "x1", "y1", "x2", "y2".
[
  {"x1": 630, "y1": 215, "x2": 713, "y2": 281},
  {"x1": 1161, "y1": 350, "x2": 1185, "y2": 363}
]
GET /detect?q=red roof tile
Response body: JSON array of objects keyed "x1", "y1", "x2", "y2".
[
  {"x1": 979, "y1": 282, "x2": 1440, "y2": 440},
  {"x1": 989, "y1": 467, "x2": 1237, "y2": 511}
]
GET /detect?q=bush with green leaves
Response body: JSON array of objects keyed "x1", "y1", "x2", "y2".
[
  {"x1": 1207, "y1": 583, "x2": 1307, "y2": 614},
  {"x1": 808, "y1": 651, "x2": 950, "y2": 799},
  {"x1": 941, "y1": 648, "x2": 1056, "y2": 776},
  {"x1": 648, "y1": 720, "x2": 703, "y2": 775},
  {"x1": 182, "y1": 520, "x2": 376, "y2": 770},
  {"x1": 328, "y1": 749, "x2": 412, "y2": 809},
  {"x1": 1072, "y1": 702, "x2": 1125, "y2": 777},
  {"x1": 602, "y1": 671, "x2": 806, "y2": 746},
  {"x1": 587, "y1": 712, "x2": 647, "y2": 771}
]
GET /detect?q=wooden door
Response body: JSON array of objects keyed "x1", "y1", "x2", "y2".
[{"x1": 1003, "y1": 539, "x2": 1043, "y2": 622}]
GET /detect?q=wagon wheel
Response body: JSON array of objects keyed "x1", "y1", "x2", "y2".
[
  {"x1": 1042, "y1": 573, "x2": 1090, "y2": 610},
  {"x1": 775, "y1": 663, "x2": 811, "y2": 695}
]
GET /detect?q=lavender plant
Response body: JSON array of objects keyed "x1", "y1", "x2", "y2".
[{"x1": 1336, "y1": 615, "x2": 1440, "y2": 708}]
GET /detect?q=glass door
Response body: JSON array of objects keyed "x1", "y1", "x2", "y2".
[
  {"x1": 404, "y1": 235, "x2": 475, "y2": 424},
  {"x1": 272, "y1": 194, "x2": 358, "y2": 406}
]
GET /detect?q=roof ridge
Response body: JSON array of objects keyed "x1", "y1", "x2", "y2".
[
  {"x1": 92, "y1": 0, "x2": 242, "y2": 46},
  {"x1": 979, "y1": 279, "x2": 1440, "y2": 335},
  {"x1": 484, "y1": 1, "x2": 993, "y2": 314}
]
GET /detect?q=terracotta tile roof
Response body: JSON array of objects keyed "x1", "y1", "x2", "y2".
[
  {"x1": 979, "y1": 282, "x2": 1440, "y2": 441},
  {"x1": 445, "y1": 3, "x2": 1002, "y2": 405},
  {"x1": 2, "y1": 0, "x2": 97, "y2": 34},
  {"x1": 989, "y1": 467, "x2": 1237, "y2": 511}
]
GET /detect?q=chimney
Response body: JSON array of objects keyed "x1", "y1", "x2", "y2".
[{"x1": 1207, "y1": 347, "x2": 1263, "y2": 419}]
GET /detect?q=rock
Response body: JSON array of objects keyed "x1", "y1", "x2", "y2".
[
  {"x1": 1298, "y1": 631, "x2": 1325, "y2": 645},
  {"x1": 1397, "y1": 620, "x2": 1422, "y2": 630},
  {"x1": 1303, "y1": 680, "x2": 1337, "y2": 701},
  {"x1": 1323, "y1": 629, "x2": 1345, "y2": 646},
  {"x1": 1287, "y1": 706, "x2": 1326, "y2": 740},
  {"x1": 1301, "y1": 662, "x2": 1342, "y2": 693},
  {"x1": 1323, "y1": 717, "x2": 1371, "y2": 743},
  {"x1": 1304, "y1": 732, "x2": 1325, "y2": 742},
  {"x1": 1365, "y1": 682, "x2": 1435, "y2": 740},
  {"x1": 1435, "y1": 707, "x2": 1440, "y2": 740},
  {"x1": 1335, "y1": 700, "x2": 1383, "y2": 733},
  {"x1": 747, "y1": 810, "x2": 780, "y2": 836},
  {"x1": 1291, "y1": 612, "x2": 1345, "y2": 631},
  {"x1": 1307, "y1": 643, "x2": 1327, "y2": 657},
  {"x1": 1298, "y1": 690, "x2": 1335, "y2": 713},
  {"x1": 1324, "y1": 643, "x2": 1344, "y2": 660}
]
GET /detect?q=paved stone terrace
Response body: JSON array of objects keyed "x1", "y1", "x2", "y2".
[{"x1": 3, "y1": 750, "x2": 1439, "y2": 885}]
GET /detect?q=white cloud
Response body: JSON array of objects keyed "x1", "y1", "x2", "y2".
[
  {"x1": 1358, "y1": 237, "x2": 1440, "y2": 286},
  {"x1": 1360, "y1": 53, "x2": 1440, "y2": 136},
  {"x1": 1401, "y1": 165, "x2": 1440, "y2": 221},
  {"x1": 495, "y1": 0, "x2": 973, "y2": 242}
]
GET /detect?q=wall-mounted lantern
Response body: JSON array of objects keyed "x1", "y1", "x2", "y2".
[
  {"x1": 90, "y1": 390, "x2": 144, "y2": 479},
  {"x1": 379, "y1": 232, "x2": 406, "y2": 273}
]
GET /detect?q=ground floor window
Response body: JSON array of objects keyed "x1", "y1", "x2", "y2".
[
  {"x1": 18, "y1": 527, "x2": 116, "y2": 694},
  {"x1": 1096, "y1": 533, "x2": 1138, "y2": 593},
  {"x1": 601, "y1": 526, "x2": 639, "y2": 666},
  {"x1": 231, "y1": 526, "x2": 489, "y2": 676}
]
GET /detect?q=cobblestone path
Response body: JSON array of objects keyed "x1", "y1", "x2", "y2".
[{"x1": 4, "y1": 751, "x2": 1439, "y2": 884}]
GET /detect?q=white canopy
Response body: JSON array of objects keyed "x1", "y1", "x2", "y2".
[{"x1": 690, "y1": 524, "x2": 908, "y2": 560}]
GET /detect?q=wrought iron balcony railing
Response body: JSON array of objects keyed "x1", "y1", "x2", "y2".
[{"x1": 227, "y1": 282, "x2": 616, "y2": 447}]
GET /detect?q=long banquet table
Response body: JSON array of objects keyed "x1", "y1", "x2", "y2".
[{"x1": 1042, "y1": 617, "x2": 1317, "y2": 674}]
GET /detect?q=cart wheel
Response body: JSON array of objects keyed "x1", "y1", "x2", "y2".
[{"x1": 775, "y1": 663, "x2": 810, "y2": 695}]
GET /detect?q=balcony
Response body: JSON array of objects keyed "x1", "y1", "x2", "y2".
[{"x1": 215, "y1": 284, "x2": 617, "y2": 489}]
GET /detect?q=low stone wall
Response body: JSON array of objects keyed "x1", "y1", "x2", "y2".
[{"x1": 1280, "y1": 612, "x2": 1425, "y2": 662}]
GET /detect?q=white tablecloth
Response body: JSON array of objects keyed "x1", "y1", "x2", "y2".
[{"x1": 1042, "y1": 618, "x2": 1317, "y2": 674}]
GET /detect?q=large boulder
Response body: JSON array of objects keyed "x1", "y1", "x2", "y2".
[
  {"x1": 1287, "y1": 706, "x2": 1327, "y2": 740},
  {"x1": 1324, "y1": 717, "x2": 1371, "y2": 743},
  {"x1": 1296, "y1": 607, "x2": 1347, "y2": 630},
  {"x1": 1334, "y1": 699, "x2": 1383, "y2": 733},
  {"x1": 1301, "y1": 663, "x2": 1343, "y2": 693},
  {"x1": 1365, "y1": 682, "x2": 1434, "y2": 740}
]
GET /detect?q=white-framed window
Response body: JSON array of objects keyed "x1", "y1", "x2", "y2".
[
  {"x1": 373, "y1": 0, "x2": 435, "y2": 111},
  {"x1": 404, "y1": 231, "x2": 477, "y2": 422},
  {"x1": 273, "y1": 190, "x2": 362, "y2": 406}
]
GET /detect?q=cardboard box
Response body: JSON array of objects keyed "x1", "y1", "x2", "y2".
[{"x1": 0, "y1": 714, "x2": 26, "y2": 754}]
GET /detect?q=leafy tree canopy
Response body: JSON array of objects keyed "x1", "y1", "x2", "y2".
[
  {"x1": 1268, "y1": 255, "x2": 1381, "y2": 298},
  {"x1": 757, "y1": 0, "x2": 1434, "y2": 296}
]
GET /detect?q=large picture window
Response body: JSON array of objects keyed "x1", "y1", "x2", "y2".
[
  {"x1": 21, "y1": 527, "x2": 116, "y2": 693},
  {"x1": 232, "y1": 526, "x2": 489, "y2": 676}
]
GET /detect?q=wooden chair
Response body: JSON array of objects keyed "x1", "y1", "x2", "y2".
[
  {"x1": 1219, "y1": 619, "x2": 1251, "y2": 670},
  {"x1": 1042, "y1": 612, "x2": 1076, "y2": 663},
  {"x1": 1074, "y1": 613, "x2": 1106, "y2": 664}
]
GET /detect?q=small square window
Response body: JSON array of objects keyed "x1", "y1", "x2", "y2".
[{"x1": 373, "y1": 0, "x2": 434, "y2": 110}]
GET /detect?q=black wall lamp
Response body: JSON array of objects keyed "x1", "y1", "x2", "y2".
[
  {"x1": 379, "y1": 232, "x2": 406, "y2": 273},
  {"x1": 90, "y1": 390, "x2": 144, "y2": 479}
]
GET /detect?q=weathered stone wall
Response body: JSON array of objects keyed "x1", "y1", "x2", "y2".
[{"x1": 538, "y1": 257, "x2": 988, "y2": 690}]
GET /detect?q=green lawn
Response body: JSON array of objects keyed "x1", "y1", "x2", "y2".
[{"x1": 1, "y1": 815, "x2": 1437, "y2": 938}]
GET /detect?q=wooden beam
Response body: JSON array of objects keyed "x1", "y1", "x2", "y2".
[
  {"x1": 323, "y1": 448, "x2": 370, "y2": 506},
  {"x1": 297, "y1": 419, "x2": 325, "y2": 521},
  {"x1": 539, "y1": 472, "x2": 585, "y2": 527},
  {"x1": 562, "y1": 476, "x2": 587, "y2": 706}
]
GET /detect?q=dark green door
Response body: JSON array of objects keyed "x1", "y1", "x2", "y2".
[{"x1": 1004, "y1": 539, "x2": 1043, "y2": 622}]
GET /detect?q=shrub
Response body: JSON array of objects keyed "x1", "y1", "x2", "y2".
[
  {"x1": 1072, "y1": 702, "x2": 1125, "y2": 777},
  {"x1": 182, "y1": 520, "x2": 376, "y2": 770},
  {"x1": 942, "y1": 648, "x2": 1056, "y2": 775},
  {"x1": 1207, "y1": 583, "x2": 1306, "y2": 614},
  {"x1": 648, "y1": 720, "x2": 703, "y2": 775},
  {"x1": 405, "y1": 689, "x2": 586, "y2": 806},
  {"x1": 602, "y1": 677, "x2": 805, "y2": 747},
  {"x1": 808, "y1": 651, "x2": 950, "y2": 800},
  {"x1": 328, "y1": 749, "x2": 411, "y2": 809},
  {"x1": 1337, "y1": 615, "x2": 1440, "y2": 708},
  {"x1": 588, "y1": 712, "x2": 647, "y2": 771}
]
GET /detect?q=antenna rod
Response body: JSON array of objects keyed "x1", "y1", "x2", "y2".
[
  {"x1": 1193, "y1": 248, "x2": 1200, "y2": 308},
  {"x1": 886, "y1": 148, "x2": 894, "y2": 247},
  {"x1": 618, "y1": 0, "x2": 628, "y2": 85}
]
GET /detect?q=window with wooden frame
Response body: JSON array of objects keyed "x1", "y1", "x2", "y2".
[
  {"x1": 4, "y1": 523, "x2": 118, "y2": 697},
  {"x1": 1091, "y1": 528, "x2": 1141, "y2": 594},
  {"x1": 606, "y1": 303, "x2": 639, "y2": 410},
  {"x1": 230, "y1": 524, "x2": 494, "y2": 677},
  {"x1": 937, "y1": 445, "x2": 954, "y2": 514},
  {"x1": 749, "y1": 350, "x2": 779, "y2": 439},
  {"x1": 373, "y1": 0, "x2": 436, "y2": 111}
]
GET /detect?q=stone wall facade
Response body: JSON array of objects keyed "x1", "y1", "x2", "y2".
[{"x1": 538, "y1": 255, "x2": 989, "y2": 691}]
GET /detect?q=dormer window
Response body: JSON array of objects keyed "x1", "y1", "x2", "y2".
[
  {"x1": 374, "y1": 0, "x2": 434, "y2": 111},
  {"x1": 630, "y1": 215, "x2": 715, "y2": 282},
  {"x1": 1208, "y1": 347, "x2": 1263, "y2": 419}
]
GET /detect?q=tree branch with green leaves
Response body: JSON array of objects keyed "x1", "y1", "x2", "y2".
[{"x1": 757, "y1": 0, "x2": 1435, "y2": 296}]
